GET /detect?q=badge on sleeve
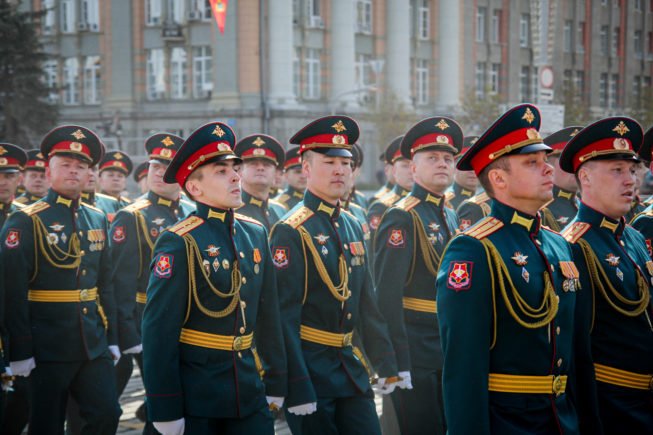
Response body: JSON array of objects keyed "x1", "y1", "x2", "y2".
[
  {"x1": 387, "y1": 228, "x2": 405, "y2": 248},
  {"x1": 446, "y1": 261, "x2": 473, "y2": 291},
  {"x1": 369, "y1": 215, "x2": 381, "y2": 230},
  {"x1": 112, "y1": 226, "x2": 126, "y2": 243},
  {"x1": 272, "y1": 247, "x2": 289, "y2": 269},
  {"x1": 459, "y1": 219, "x2": 472, "y2": 231},
  {"x1": 646, "y1": 239, "x2": 652, "y2": 258},
  {"x1": 154, "y1": 254, "x2": 174, "y2": 279},
  {"x1": 5, "y1": 229, "x2": 20, "y2": 249}
]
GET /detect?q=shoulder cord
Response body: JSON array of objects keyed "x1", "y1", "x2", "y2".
[
  {"x1": 31, "y1": 215, "x2": 81, "y2": 280},
  {"x1": 540, "y1": 208, "x2": 561, "y2": 232},
  {"x1": 408, "y1": 209, "x2": 442, "y2": 281},
  {"x1": 134, "y1": 210, "x2": 155, "y2": 279}
]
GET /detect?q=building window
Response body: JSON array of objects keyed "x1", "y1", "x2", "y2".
[
  {"x1": 167, "y1": 0, "x2": 185, "y2": 24},
  {"x1": 648, "y1": 32, "x2": 653, "y2": 54},
  {"x1": 609, "y1": 74, "x2": 619, "y2": 108},
  {"x1": 475, "y1": 62, "x2": 485, "y2": 97},
  {"x1": 476, "y1": 7, "x2": 486, "y2": 42},
  {"x1": 635, "y1": 0, "x2": 643, "y2": 11},
  {"x1": 415, "y1": 59, "x2": 429, "y2": 105},
  {"x1": 83, "y1": 56, "x2": 101, "y2": 104},
  {"x1": 576, "y1": 22, "x2": 585, "y2": 53},
  {"x1": 418, "y1": 0, "x2": 430, "y2": 40},
  {"x1": 356, "y1": 0, "x2": 372, "y2": 34},
  {"x1": 60, "y1": 0, "x2": 76, "y2": 33},
  {"x1": 146, "y1": 0, "x2": 162, "y2": 26},
  {"x1": 63, "y1": 57, "x2": 79, "y2": 105},
  {"x1": 633, "y1": 76, "x2": 641, "y2": 103},
  {"x1": 635, "y1": 30, "x2": 643, "y2": 57},
  {"x1": 189, "y1": 0, "x2": 211, "y2": 20},
  {"x1": 599, "y1": 73, "x2": 608, "y2": 107},
  {"x1": 563, "y1": 20, "x2": 572, "y2": 53},
  {"x1": 489, "y1": 63, "x2": 500, "y2": 94},
  {"x1": 192, "y1": 46, "x2": 212, "y2": 98},
  {"x1": 490, "y1": 10, "x2": 501, "y2": 44},
  {"x1": 170, "y1": 47, "x2": 187, "y2": 99},
  {"x1": 81, "y1": 0, "x2": 100, "y2": 31},
  {"x1": 575, "y1": 70, "x2": 585, "y2": 100},
  {"x1": 600, "y1": 26, "x2": 609, "y2": 55},
  {"x1": 42, "y1": 0, "x2": 55, "y2": 34},
  {"x1": 304, "y1": 48, "x2": 321, "y2": 100},
  {"x1": 612, "y1": 27, "x2": 619, "y2": 56},
  {"x1": 355, "y1": 53, "x2": 371, "y2": 87},
  {"x1": 306, "y1": 0, "x2": 323, "y2": 28},
  {"x1": 519, "y1": 14, "x2": 529, "y2": 47},
  {"x1": 146, "y1": 48, "x2": 165, "y2": 100},
  {"x1": 519, "y1": 66, "x2": 531, "y2": 101},
  {"x1": 43, "y1": 60, "x2": 58, "y2": 103},
  {"x1": 293, "y1": 47, "x2": 300, "y2": 97}
]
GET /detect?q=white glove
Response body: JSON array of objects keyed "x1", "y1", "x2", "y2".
[
  {"x1": 397, "y1": 371, "x2": 413, "y2": 390},
  {"x1": 372, "y1": 377, "x2": 397, "y2": 395},
  {"x1": 10, "y1": 358, "x2": 36, "y2": 377},
  {"x1": 153, "y1": 418, "x2": 185, "y2": 435},
  {"x1": 288, "y1": 402, "x2": 317, "y2": 415},
  {"x1": 108, "y1": 345, "x2": 121, "y2": 365},
  {"x1": 123, "y1": 344, "x2": 143, "y2": 355},
  {"x1": 266, "y1": 396, "x2": 284, "y2": 410},
  {"x1": 2, "y1": 367, "x2": 13, "y2": 392}
]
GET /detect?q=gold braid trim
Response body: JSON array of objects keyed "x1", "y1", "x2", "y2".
[
  {"x1": 32, "y1": 215, "x2": 82, "y2": 274},
  {"x1": 297, "y1": 225, "x2": 350, "y2": 302},
  {"x1": 409, "y1": 209, "x2": 442, "y2": 280},
  {"x1": 133, "y1": 210, "x2": 156, "y2": 278},
  {"x1": 540, "y1": 208, "x2": 560, "y2": 232},
  {"x1": 577, "y1": 239, "x2": 650, "y2": 318},
  {"x1": 480, "y1": 238, "x2": 559, "y2": 329}
]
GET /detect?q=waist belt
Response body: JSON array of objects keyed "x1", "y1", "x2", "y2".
[
  {"x1": 488, "y1": 373, "x2": 567, "y2": 396},
  {"x1": 136, "y1": 292, "x2": 147, "y2": 304},
  {"x1": 594, "y1": 363, "x2": 653, "y2": 391},
  {"x1": 300, "y1": 325, "x2": 353, "y2": 347},
  {"x1": 179, "y1": 328, "x2": 253, "y2": 351},
  {"x1": 28, "y1": 288, "x2": 98, "y2": 302},
  {"x1": 402, "y1": 297, "x2": 437, "y2": 314}
]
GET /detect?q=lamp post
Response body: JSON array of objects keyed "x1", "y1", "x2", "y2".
[
  {"x1": 368, "y1": 58, "x2": 385, "y2": 110},
  {"x1": 330, "y1": 85, "x2": 378, "y2": 115}
]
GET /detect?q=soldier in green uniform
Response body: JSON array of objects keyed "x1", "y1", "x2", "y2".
[
  {"x1": 345, "y1": 143, "x2": 369, "y2": 209},
  {"x1": 270, "y1": 115, "x2": 400, "y2": 435},
  {"x1": 134, "y1": 161, "x2": 149, "y2": 196},
  {"x1": 632, "y1": 126, "x2": 653, "y2": 253},
  {"x1": 367, "y1": 136, "x2": 413, "y2": 238},
  {"x1": 98, "y1": 150, "x2": 133, "y2": 208},
  {"x1": 2, "y1": 125, "x2": 121, "y2": 434},
  {"x1": 15, "y1": 150, "x2": 49, "y2": 206},
  {"x1": 343, "y1": 143, "x2": 371, "y2": 245},
  {"x1": 374, "y1": 117, "x2": 461, "y2": 435},
  {"x1": 445, "y1": 136, "x2": 479, "y2": 210},
  {"x1": 559, "y1": 117, "x2": 653, "y2": 433},
  {"x1": 539, "y1": 127, "x2": 582, "y2": 231},
  {"x1": 370, "y1": 149, "x2": 395, "y2": 203},
  {"x1": 455, "y1": 186, "x2": 492, "y2": 231},
  {"x1": 80, "y1": 165, "x2": 121, "y2": 223},
  {"x1": 234, "y1": 134, "x2": 288, "y2": 229},
  {"x1": 142, "y1": 121, "x2": 287, "y2": 435},
  {"x1": 437, "y1": 104, "x2": 583, "y2": 434},
  {"x1": 274, "y1": 146, "x2": 306, "y2": 210}
]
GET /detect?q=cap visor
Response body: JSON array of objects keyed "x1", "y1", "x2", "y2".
[{"x1": 313, "y1": 148, "x2": 353, "y2": 158}]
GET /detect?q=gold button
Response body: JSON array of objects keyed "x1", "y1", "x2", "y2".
[
  {"x1": 233, "y1": 336, "x2": 243, "y2": 351},
  {"x1": 556, "y1": 296, "x2": 560, "y2": 302},
  {"x1": 556, "y1": 326, "x2": 561, "y2": 335},
  {"x1": 346, "y1": 313, "x2": 352, "y2": 320},
  {"x1": 620, "y1": 241, "x2": 625, "y2": 246},
  {"x1": 557, "y1": 358, "x2": 563, "y2": 367},
  {"x1": 240, "y1": 252, "x2": 245, "y2": 258},
  {"x1": 536, "y1": 240, "x2": 542, "y2": 245},
  {"x1": 80, "y1": 250, "x2": 86, "y2": 256},
  {"x1": 550, "y1": 265, "x2": 555, "y2": 272},
  {"x1": 81, "y1": 269, "x2": 87, "y2": 276},
  {"x1": 82, "y1": 307, "x2": 88, "y2": 314},
  {"x1": 238, "y1": 352, "x2": 242, "y2": 358},
  {"x1": 335, "y1": 223, "x2": 340, "y2": 228},
  {"x1": 241, "y1": 301, "x2": 247, "y2": 308},
  {"x1": 78, "y1": 231, "x2": 83, "y2": 236},
  {"x1": 241, "y1": 277, "x2": 247, "y2": 284},
  {"x1": 240, "y1": 327, "x2": 245, "y2": 334},
  {"x1": 348, "y1": 267, "x2": 352, "y2": 273},
  {"x1": 343, "y1": 244, "x2": 348, "y2": 250},
  {"x1": 233, "y1": 229, "x2": 236, "y2": 235}
]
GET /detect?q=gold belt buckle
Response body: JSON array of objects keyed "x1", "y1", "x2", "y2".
[
  {"x1": 79, "y1": 289, "x2": 88, "y2": 301},
  {"x1": 649, "y1": 376, "x2": 653, "y2": 391},
  {"x1": 552, "y1": 375, "x2": 564, "y2": 396},
  {"x1": 233, "y1": 336, "x2": 244, "y2": 351},
  {"x1": 342, "y1": 333, "x2": 352, "y2": 347}
]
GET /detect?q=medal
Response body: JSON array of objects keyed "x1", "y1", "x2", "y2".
[
  {"x1": 222, "y1": 259, "x2": 230, "y2": 270},
  {"x1": 254, "y1": 264, "x2": 260, "y2": 274},
  {"x1": 521, "y1": 267, "x2": 530, "y2": 283},
  {"x1": 616, "y1": 267, "x2": 623, "y2": 281},
  {"x1": 212, "y1": 258, "x2": 220, "y2": 272},
  {"x1": 511, "y1": 252, "x2": 528, "y2": 266},
  {"x1": 321, "y1": 245, "x2": 328, "y2": 256}
]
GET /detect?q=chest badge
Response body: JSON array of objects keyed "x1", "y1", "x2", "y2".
[
  {"x1": 511, "y1": 252, "x2": 528, "y2": 266},
  {"x1": 605, "y1": 253, "x2": 620, "y2": 267},
  {"x1": 49, "y1": 223, "x2": 64, "y2": 232},
  {"x1": 205, "y1": 245, "x2": 220, "y2": 257},
  {"x1": 428, "y1": 222, "x2": 440, "y2": 232},
  {"x1": 152, "y1": 218, "x2": 166, "y2": 226},
  {"x1": 521, "y1": 267, "x2": 530, "y2": 283}
]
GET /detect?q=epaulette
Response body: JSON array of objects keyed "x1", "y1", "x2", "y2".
[
  {"x1": 96, "y1": 192, "x2": 119, "y2": 203},
  {"x1": 81, "y1": 202, "x2": 104, "y2": 214},
  {"x1": 269, "y1": 199, "x2": 288, "y2": 211},
  {"x1": 123, "y1": 199, "x2": 151, "y2": 213},
  {"x1": 379, "y1": 192, "x2": 400, "y2": 207},
  {"x1": 22, "y1": 201, "x2": 51, "y2": 216},
  {"x1": 14, "y1": 196, "x2": 28, "y2": 205},
  {"x1": 463, "y1": 217, "x2": 504, "y2": 239},
  {"x1": 283, "y1": 206, "x2": 314, "y2": 229},
  {"x1": 561, "y1": 222, "x2": 591, "y2": 244},
  {"x1": 120, "y1": 196, "x2": 132, "y2": 204},
  {"x1": 12, "y1": 201, "x2": 26, "y2": 209},
  {"x1": 235, "y1": 213, "x2": 264, "y2": 226},
  {"x1": 340, "y1": 208, "x2": 356, "y2": 219},
  {"x1": 348, "y1": 202, "x2": 365, "y2": 213},
  {"x1": 445, "y1": 191, "x2": 455, "y2": 202},
  {"x1": 396, "y1": 196, "x2": 421, "y2": 211},
  {"x1": 168, "y1": 216, "x2": 204, "y2": 236},
  {"x1": 470, "y1": 192, "x2": 490, "y2": 204},
  {"x1": 276, "y1": 193, "x2": 290, "y2": 205}
]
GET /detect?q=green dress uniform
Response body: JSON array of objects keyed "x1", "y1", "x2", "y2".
[
  {"x1": 142, "y1": 122, "x2": 287, "y2": 433},
  {"x1": 455, "y1": 190, "x2": 492, "y2": 231},
  {"x1": 560, "y1": 118, "x2": 653, "y2": 434},
  {"x1": 98, "y1": 150, "x2": 134, "y2": 209},
  {"x1": 371, "y1": 182, "x2": 393, "y2": 203},
  {"x1": 373, "y1": 117, "x2": 462, "y2": 435},
  {"x1": 81, "y1": 191, "x2": 121, "y2": 222},
  {"x1": 238, "y1": 190, "x2": 288, "y2": 230},
  {"x1": 445, "y1": 136, "x2": 479, "y2": 211},
  {"x1": 14, "y1": 150, "x2": 48, "y2": 206},
  {"x1": 2, "y1": 126, "x2": 121, "y2": 434},
  {"x1": 270, "y1": 116, "x2": 398, "y2": 435},
  {"x1": 275, "y1": 146, "x2": 305, "y2": 210},
  {"x1": 437, "y1": 105, "x2": 582, "y2": 435},
  {"x1": 367, "y1": 185, "x2": 411, "y2": 237}
]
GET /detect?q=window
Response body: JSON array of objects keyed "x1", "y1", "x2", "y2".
[
  {"x1": 42, "y1": 0, "x2": 55, "y2": 34},
  {"x1": 170, "y1": 47, "x2": 187, "y2": 99},
  {"x1": 575, "y1": 70, "x2": 585, "y2": 100},
  {"x1": 146, "y1": 0, "x2": 162, "y2": 25},
  {"x1": 192, "y1": 46, "x2": 212, "y2": 98},
  {"x1": 612, "y1": 27, "x2": 619, "y2": 56},
  {"x1": 60, "y1": 0, "x2": 76, "y2": 33},
  {"x1": 475, "y1": 62, "x2": 485, "y2": 97},
  {"x1": 81, "y1": 0, "x2": 100, "y2": 30},
  {"x1": 43, "y1": 60, "x2": 58, "y2": 102},
  {"x1": 576, "y1": 22, "x2": 585, "y2": 53},
  {"x1": 489, "y1": 63, "x2": 500, "y2": 94},
  {"x1": 490, "y1": 10, "x2": 501, "y2": 43},
  {"x1": 168, "y1": 0, "x2": 185, "y2": 24},
  {"x1": 519, "y1": 14, "x2": 529, "y2": 47},
  {"x1": 146, "y1": 49, "x2": 165, "y2": 100},
  {"x1": 599, "y1": 73, "x2": 608, "y2": 107},
  {"x1": 415, "y1": 59, "x2": 429, "y2": 105},
  {"x1": 418, "y1": 0, "x2": 430, "y2": 40},
  {"x1": 519, "y1": 66, "x2": 531, "y2": 101},
  {"x1": 635, "y1": 0, "x2": 643, "y2": 11},
  {"x1": 190, "y1": 0, "x2": 211, "y2": 20},
  {"x1": 476, "y1": 7, "x2": 485, "y2": 42},
  {"x1": 304, "y1": 48, "x2": 321, "y2": 99},
  {"x1": 609, "y1": 74, "x2": 619, "y2": 108},
  {"x1": 355, "y1": 54, "x2": 371, "y2": 87},
  {"x1": 83, "y1": 56, "x2": 101, "y2": 104},
  {"x1": 600, "y1": 26, "x2": 609, "y2": 55},
  {"x1": 635, "y1": 30, "x2": 643, "y2": 57},
  {"x1": 293, "y1": 47, "x2": 300, "y2": 97},
  {"x1": 633, "y1": 76, "x2": 641, "y2": 103},
  {"x1": 63, "y1": 57, "x2": 79, "y2": 105},
  {"x1": 563, "y1": 21, "x2": 572, "y2": 52},
  {"x1": 307, "y1": 0, "x2": 320, "y2": 18},
  {"x1": 356, "y1": 0, "x2": 372, "y2": 34}
]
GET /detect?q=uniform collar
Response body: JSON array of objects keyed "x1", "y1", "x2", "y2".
[
  {"x1": 392, "y1": 184, "x2": 411, "y2": 198},
  {"x1": 80, "y1": 191, "x2": 95, "y2": 203},
  {"x1": 453, "y1": 182, "x2": 474, "y2": 199},
  {"x1": 195, "y1": 201, "x2": 231, "y2": 222},
  {"x1": 554, "y1": 185, "x2": 575, "y2": 201},
  {"x1": 24, "y1": 192, "x2": 42, "y2": 202},
  {"x1": 577, "y1": 202, "x2": 625, "y2": 237},
  {"x1": 47, "y1": 189, "x2": 80, "y2": 209},
  {"x1": 242, "y1": 189, "x2": 267, "y2": 209},
  {"x1": 304, "y1": 190, "x2": 340, "y2": 219},
  {"x1": 147, "y1": 191, "x2": 179, "y2": 209},
  {"x1": 288, "y1": 186, "x2": 305, "y2": 199},
  {"x1": 0, "y1": 201, "x2": 9, "y2": 212},
  {"x1": 411, "y1": 182, "x2": 445, "y2": 208},
  {"x1": 491, "y1": 199, "x2": 540, "y2": 235}
]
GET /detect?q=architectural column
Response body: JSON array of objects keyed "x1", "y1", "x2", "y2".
[
  {"x1": 386, "y1": 0, "x2": 411, "y2": 106},
  {"x1": 330, "y1": 0, "x2": 359, "y2": 110},
  {"x1": 268, "y1": 0, "x2": 298, "y2": 108},
  {"x1": 437, "y1": 0, "x2": 461, "y2": 110}
]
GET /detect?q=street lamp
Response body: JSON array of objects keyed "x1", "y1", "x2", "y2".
[{"x1": 330, "y1": 85, "x2": 378, "y2": 115}]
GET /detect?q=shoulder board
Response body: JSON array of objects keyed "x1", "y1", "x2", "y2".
[
  {"x1": 379, "y1": 192, "x2": 400, "y2": 207},
  {"x1": 123, "y1": 199, "x2": 152, "y2": 213},
  {"x1": 470, "y1": 192, "x2": 490, "y2": 204},
  {"x1": 14, "y1": 196, "x2": 28, "y2": 204},
  {"x1": 12, "y1": 201, "x2": 26, "y2": 209},
  {"x1": 81, "y1": 202, "x2": 104, "y2": 214},
  {"x1": 276, "y1": 193, "x2": 290, "y2": 204},
  {"x1": 283, "y1": 206, "x2": 314, "y2": 229},
  {"x1": 396, "y1": 196, "x2": 421, "y2": 211},
  {"x1": 348, "y1": 202, "x2": 365, "y2": 213},
  {"x1": 22, "y1": 201, "x2": 50, "y2": 216},
  {"x1": 269, "y1": 199, "x2": 288, "y2": 211},
  {"x1": 96, "y1": 192, "x2": 119, "y2": 203},
  {"x1": 168, "y1": 216, "x2": 204, "y2": 236},
  {"x1": 463, "y1": 216, "x2": 504, "y2": 239},
  {"x1": 340, "y1": 208, "x2": 356, "y2": 219},
  {"x1": 445, "y1": 191, "x2": 455, "y2": 201},
  {"x1": 561, "y1": 222, "x2": 591, "y2": 243},
  {"x1": 235, "y1": 213, "x2": 264, "y2": 226},
  {"x1": 120, "y1": 196, "x2": 132, "y2": 204}
]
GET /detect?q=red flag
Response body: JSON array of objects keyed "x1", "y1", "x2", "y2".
[{"x1": 209, "y1": 0, "x2": 228, "y2": 34}]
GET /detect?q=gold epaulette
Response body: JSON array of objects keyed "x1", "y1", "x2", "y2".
[
  {"x1": 123, "y1": 199, "x2": 152, "y2": 213},
  {"x1": 96, "y1": 192, "x2": 119, "y2": 203},
  {"x1": 276, "y1": 193, "x2": 290, "y2": 205},
  {"x1": 470, "y1": 192, "x2": 490, "y2": 204},
  {"x1": 283, "y1": 206, "x2": 314, "y2": 229},
  {"x1": 396, "y1": 196, "x2": 421, "y2": 211},
  {"x1": 169, "y1": 216, "x2": 204, "y2": 236},
  {"x1": 81, "y1": 202, "x2": 104, "y2": 214},
  {"x1": 269, "y1": 199, "x2": 288, "y2": 211},
  {"x1": 445, "y1": 191, "x2": 455, "y2": 202},
  {"x1": 561, "y1": 222, "x2": 591, "y2": 244},
  {"x1": 463, "y1": 217, "x2": 504, "y2": 239},
  {"x1": 120, "y1": 196, "x2": 132, "y2": 204},
  {"x1": 340, "y1": 208, "x2": 356, "y2": 219},
  {"x1": 14, "y1": 196, "x2": 28, "y2": 205},
  {"x1": 22, "y1": 201, "x2": 50, "y2": 216},
  {"x1": 235, "y1": 213, "x2": 264, "y2": 226},
  {"x1": 379, "y1": 192, "x2": 400, "y2": 207},
  {"x1": 12, "y1": 201, "x2": 26, "y2": 209}
]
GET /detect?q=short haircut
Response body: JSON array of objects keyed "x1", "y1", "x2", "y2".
[
  {"x1": 477, "y1": 157, "x2": 511, "y2": 198},
  {"x1": 183, "y1": 165, "x2": 205, "y2": 199}
]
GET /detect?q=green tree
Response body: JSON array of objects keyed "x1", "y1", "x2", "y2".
[
  {"x1": 365, "y1": 91, "x2": 419, "y2": 160},
  {"x1": 0, "y1": 1, "x2": 58, "y2": 145},
  {"x1": 457, "y1": 88, "x2": 503, "y2": 135}
]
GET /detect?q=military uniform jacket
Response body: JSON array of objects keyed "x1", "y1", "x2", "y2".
[
  {"x1": 563, "y1": 204, "x2": 653, "y2": 433},
  {"x1": 269, "y1": 190, "x2": 398, "y2": 407},
  {"x1": 455, "y1": 191, "x2": 492, "y2": 232},
  {"x1": 631, "y1": 203, "x2": 653, "y2": 259},
  {"x1": 541, "y1": 186, "x2": 578, "y2": 232},
  {"x1": 366, "y1": 185, "x2": 410, "y2": 237},
  {"x1": 343, "y1": 201, "x2": 371, "y2": 247},
  {"x1": 2, "y1": 189, "x2": 117, "y2": 362},
  {"x1": 81, "y1": 191, "x2": 121, "y2": 223},
  {"x1": 237, "y1": 190, "x2": 288, "y2": 230},
  {"x1": 625, "y1": 196, "x2": 646, "y2": 224},
  {"x1": 374, "y1": 183, "x2": 457, "y2": 371},
  {"x1": 371, "y1": 182, "x2": 394, "y2": 203},
  {"x1": 349, "y1": 189, "x2": 368, "y2": 209},
  {"x1": 445, "y1": 181, "x2": 475, "y2": 211},
  {"x1": 14, "y1": 192, "x2": 43, "y2": 207},
  {"x1": 274, "y1": 186, "x2": 305, "y2": 211},
  {"x1": 436, "y1": 200, "x2": 580, "y2": 435},
  {"x1": 142, "y1": 202, "x2": 287, "y2": 422},
  {"x1": 109, "y1": 191, "x2": 185, "y2": 350}
]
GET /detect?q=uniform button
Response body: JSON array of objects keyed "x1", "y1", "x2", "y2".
[
  {"x1": 536, "y1": 240, "x2": 542, "y2": 246},
  {"x1": 78, "y1": 231, "x2": 83, "y2": 236},
  {"x1": 233, "y1": 229, "x2": 236, "y2": 235},
  {"x1": 238, "y1": 352, "x2": 242, "y2": 358},
  {"x1": 550, "y1": 265, "x2": 555, "y2": 272},
  {"x1": 343, "y1": 244, "x2": 348, "y2": 250},
  {"x1": 240, "y1": 252, "x2": 245, "y2": 258},
  {"x1": 81, "y1": 269, "x2": 87, "y2": 276},
  {"x1": 241, "y1": 301, "x2": 247, "y2": 308},
  {"x1": 239, "y1": 327, "x2": 245, "y2": 334},
  {"x1": 335, "y1": 223, "x2": 340, "y2": 228},
  {"x1": 241, "y1": 277, "x2": 247, "y2": 284},
  {"x1": 557, "y1": 358, "x2": 563, "y2": 367},
  {"x1": 348, "y1": 267, "x2": 352, "y2": 273},
  {"x1": 556, "y1": 326, "x2": 561, "y2": 335},
  {"x1": 80, "y1": 250, "x2": 86, "y2": 256},
  {"x1": 82, "y1": 307, "x2": 88, "y2": 314},
  {"x1": 620, "y1": 240, "x2": 625, "y2": 246},
  {"x1": 346, "y1": 313, "x2": 352, "y2": 320},
  {"x1": 556, "y1": 296, "x2": 560, "y2": 303}
]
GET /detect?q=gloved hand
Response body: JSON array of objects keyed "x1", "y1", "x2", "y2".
[
  {"x1": 266, "y1": 396, "x2": 284, "y2": 411},
  {"x1": 373, "y1": 377, "x2": 398, "y2": 395},
  {"x1": 153, "y1": 418, "x2": 185, "y2": 435},
  {"x1": 108, "y1": 345, "x2": 121, "y2": 365},
  {"x1": 123, "y1": 344, "x2": 143, "y2": 355},
  {"x1": 10, "y1": 358, "x2": 35, "y2": 377},
  {"x1": 1, "y1": 366, "x2": 14, "y2": 392},
  {"x1": 288, "y1": 402, "x2": 317, "y2": 415},
  {"x1": 397, "y1": 371, "x2": 413, "y2": 390}
]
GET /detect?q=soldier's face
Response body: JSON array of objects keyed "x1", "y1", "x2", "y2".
[
  {"x1": 411, "y1": 150, "x2": 455, "y2": 194},
  {"x1": 392, "y1": 159, "x2": 414, "y2": 190},
  {"x1": 84, "y1": 167, "x2": 98, "y2": 191},
  {"x1": 496, "y1": 152, "x2": 554, "y2": 213},
  {"x1": 454, "y1": 169, "x2": 479, "y2": 191},
  {"x1": 23, "y1": 170, "x2": 49, "y2": 196},
  {"x1": 550, "y1": 156, "x2": 577, "y2": 192},
  {"x1": 46, "y1": 155, "x2": 90, "y2": 197},
  {"x1": 148, "y1": 161, "x2": 180, "y2": 199},
  {"x1": 241, "y1": 159, "x2": 276, "y2": 190},
  {"x1": 303, "y1": 153, "x2": 352, "y2": 203},
  {"x1": 98, "y1": 169, "x2": 126, "y2": 195},
  {"x1": 578, "y1": 160, "x2": 637, "y2": 220},
  {"x1": 0, "y1": 172, "x2": 21, "y2": 203},
  {"x1": 186, "y1": 160, "x2": 243, "y2": 209},
  {"x1": 285, "y1": 166, "x2": 307, "y2": 191}
]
